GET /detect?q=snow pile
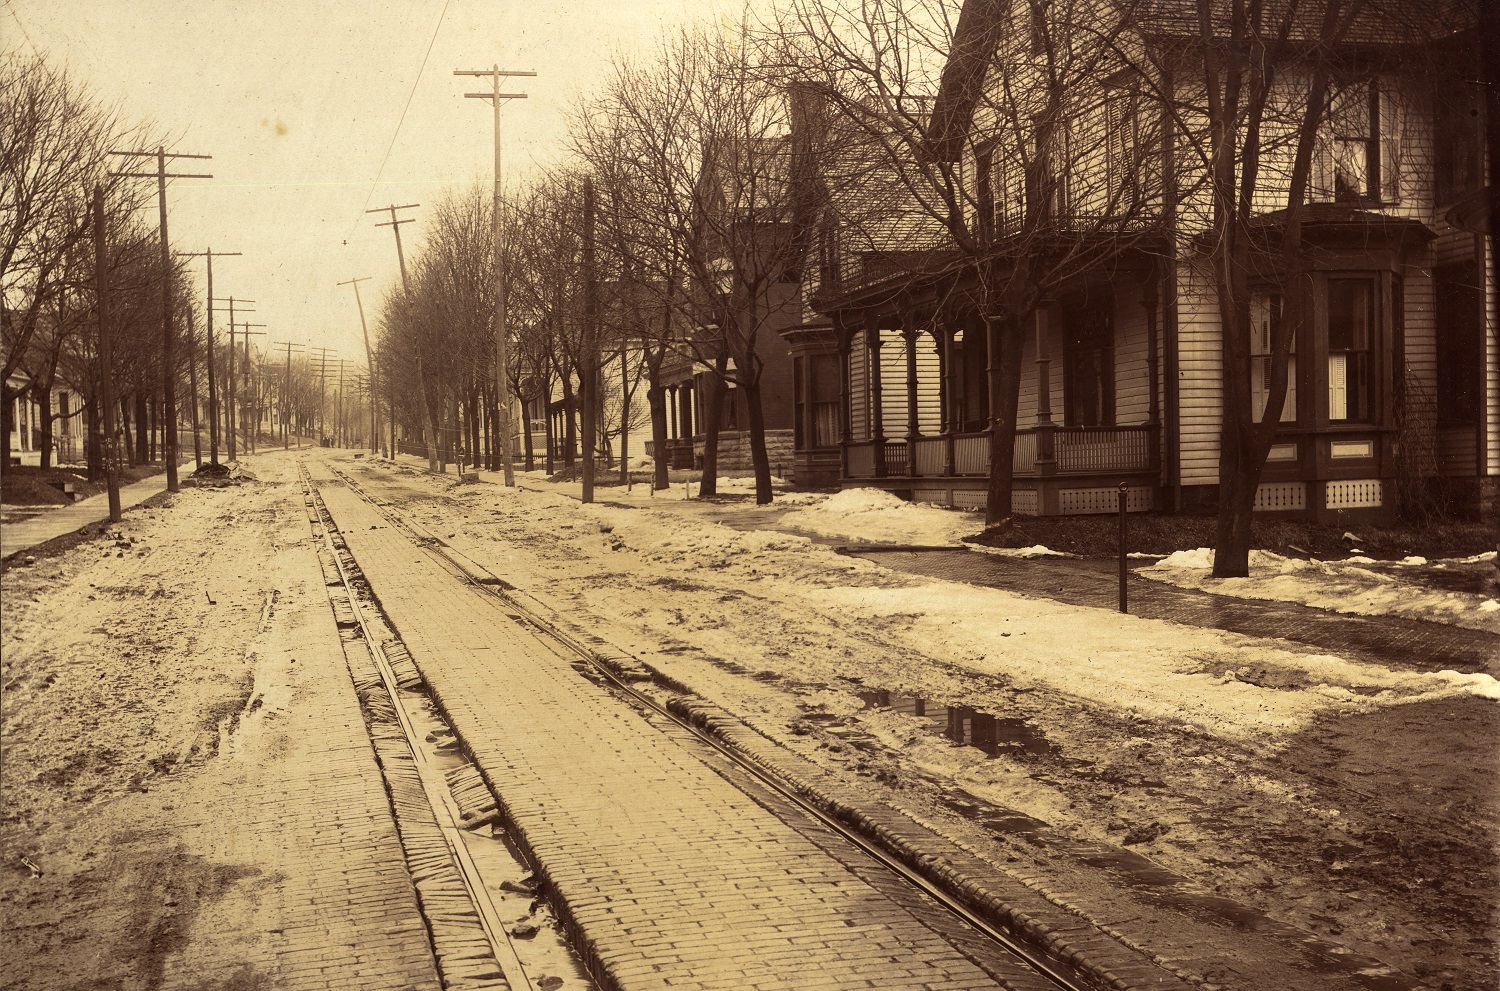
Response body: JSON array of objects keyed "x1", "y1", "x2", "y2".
[
  {"x1": 1143, "y1": 548, "x2": 1500, "y2": 634},
  {"x1": 970, "y1": 544, "x2": 1071, "y2": 558},
  {"x1": 779, "y1": 487, "x2": 982, "y2": 546},
  {"x1": 815, "y1": 583, "x2": 1500, "y2": 737}
]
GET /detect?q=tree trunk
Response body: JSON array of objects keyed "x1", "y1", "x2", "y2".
[
  {"x1": 0, "y1": 384, "x2": 16, "y2": 468},
  {"x1": 743, "y1": 377, "x2": 774, "y2": 505},
  {"x1": 37, "y1": 387, "x2": 53, "y2": 470},
  {"x1": 86, "y1": 400, "x2": 102, "y2": 482},
  {"x1": 648, "y1": 372, "x2": 669, "y2": 490},
  {"x1": 698, "y1": 352, "x2": 730, "y2": 498},
  {"x1": 416, "y1": 355, "x2": 443, "y2": 472},
  {"x1": 562, "y1": 376, "x2": 577, "y2": 468},
  {"x1": 984, "y1": 314, "x2": 1026, "y2": 526}
]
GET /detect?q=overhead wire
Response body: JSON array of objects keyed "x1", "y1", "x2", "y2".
[{"x1": 348, "y1": 0, "x2": 452, "y2": 240}]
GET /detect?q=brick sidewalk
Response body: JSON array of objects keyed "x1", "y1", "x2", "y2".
[
  {"x1": 851, "y1": 551, "x2": 1500, "y2": 676},
  {"x1": 315, "y1": 477, "x2": 1075, "y2": 991}
]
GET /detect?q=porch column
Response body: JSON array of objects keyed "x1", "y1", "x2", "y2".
[
  {"x1": 1142, "y1": 277, "x2": 1162, "y2": 475},
  {"x1": 902, "y1": 312, "x2": 920, "y2": 478},
  {"x1": 1033, "y1": 306, "x2": 1057, "y2": 475},
  {"x1": 667, "y1": 386, "x2": 679, "y2": 440},
  {"x1": 938, "y1": 313, "x2": 959, "y2": 476},
  {"x1": 835, "y1": 315, "x2": 853, "y2": 479},
  {"x1": 866, "y1": 317, "x2": 885, "y2": 478}
]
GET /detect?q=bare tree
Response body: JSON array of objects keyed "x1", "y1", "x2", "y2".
[
  {"x1": 2, "y1": 51, "x2": 144, "y2": 465},
  {"x1": 781, "y1": 0, "x2": 1165, "y2": 523}
]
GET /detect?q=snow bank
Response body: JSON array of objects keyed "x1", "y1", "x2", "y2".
[
  {"x1": 1143, "y1": 548, "x2": 1500, "y2": 634},
  {"x1": 814, "y1": 583, "x2": 1500, "y2": 737},
  {"x1": 970, "y1": 544, "x2": 1071, "y2": 558},
  {"x1": 779, "y1": 487, "x2": 982, "y2": 546}
]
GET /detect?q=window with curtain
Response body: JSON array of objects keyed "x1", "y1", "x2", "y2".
[
  {"x1": 1250, "y1": 291, "x2": 1296, "y2": 422},
  {"x1": 811, "y1": 353, "x2": 841, "y2": 447},
  {"x1": 1327, "y1": 279, "x2": 1373, "y2": 422}
]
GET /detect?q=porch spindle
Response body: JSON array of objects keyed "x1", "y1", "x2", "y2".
[
  {"x1": 1033, "y1": 307, "x2": 1057, "y2": 473},
  {"x1": 902, "y1": 317, "x2": 920, "y2": 477},
  {"x1": 836, "y1": 317, "x2": 853, "y2": 480},
  {"x1": 939, "y1": 316, "x2": 958, "y2": 476},
  {"x1": 867, "y1": 320, "x2": 885, "y2": 477}
]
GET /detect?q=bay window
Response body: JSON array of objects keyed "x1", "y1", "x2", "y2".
[{"x1": 1326, "y1": 278, "x2": 1374, "y2": 422}]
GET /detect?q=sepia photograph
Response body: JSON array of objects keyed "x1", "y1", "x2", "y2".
[{"x1": 2, "y1": 1, "x2": 1497, "y2": 989}]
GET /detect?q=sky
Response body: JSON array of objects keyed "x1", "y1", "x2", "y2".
[{"x1": 6, "y1": 0, "x2": 742, "y2": 370}]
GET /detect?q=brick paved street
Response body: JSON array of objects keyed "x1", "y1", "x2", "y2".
[
  {"x1": 153, "y1": 503, "x2": 442, "y2": 990},
  {"x1": 313, "y1": 471, "x2": 1094, "y2": 991}
]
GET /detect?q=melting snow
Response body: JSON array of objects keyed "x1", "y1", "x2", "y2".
[
  {"x1": 1143, "y1": 547, "x2": 1500, "y2": 635},
  {"x1": 779, "y1": 487, "x2": 982, "y2": 546}
]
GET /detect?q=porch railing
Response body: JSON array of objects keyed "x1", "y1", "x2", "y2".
[
  {"x1": 1054, "y1": 425, "x2": 1154, "y2": 473},
  {"x1": 843, "y1": 424, "x2": 1156, "y2": 480},
  {"x1": 914, "y1": 437, "x2": 945, "y2": 475}
]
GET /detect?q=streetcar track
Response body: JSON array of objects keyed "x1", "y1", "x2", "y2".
[
  {"x1": 300, "y1": 465, "x2": 591, "y2": 991},
  {"x1": 317, "y1": 461, "x2": 1113, "y2": 991}
]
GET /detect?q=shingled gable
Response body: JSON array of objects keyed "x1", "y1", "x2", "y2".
[{"x1": 923, "y1": 0, "x2": 1009, "y2": 163}]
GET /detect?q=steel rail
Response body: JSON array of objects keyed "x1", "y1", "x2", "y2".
[
  {"x1": 321, "y1": 462, "x2": 1102, "y2": 991},
  {"x1": 301, "y1": 465, "x2": 535, "y2": 991}
]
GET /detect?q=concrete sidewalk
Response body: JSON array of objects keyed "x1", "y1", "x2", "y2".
[{"x1": 1, "y1": 473, "x2": 170, "y2": 558}]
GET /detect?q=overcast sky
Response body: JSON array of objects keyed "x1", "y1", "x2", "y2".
[{"x1": 8, "y1": 0, "x2": 741, "y2": 368}]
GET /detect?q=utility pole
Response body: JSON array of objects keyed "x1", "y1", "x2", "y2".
[
  {"x1": 92, "y1": 185, "x2": 121, "y2": 522},
  {"x1": 110, "y1": 147, "x2": 212, "y2": 493},
  {"x1": 213, "y1": 296, "x2": 256, "y2": 460},
  {"x1": 177, "y1": 249, "x2": 241, "y2": 465},
  {"x1": 239, "y1": 323, "x2": 267, "y2": 452},
  {"x1": 337, "y1": 277, "x2": 379, "y2": 455},
  {"x1": 581, "y1": 175, "x2": 599, "y2": 504},
  {"x1": 273, "y1": 340, "x2": 305, "y2": 449},
  {"x1": 186, "y1": 307, "x2": 202, "y2": 469},
  {"x1": 309, "y1": 347, "x2": 338, "y2": 444},
  {"x1": 456, "y1": 65, "x2": 534, "y2": 488},
  {"x1": 336, "y1": 358, "x2": 346, "y2": 447},
  {"x1": 368, "y1": 203, "x2": 439, "y2": 471},
  {"x1": 367, "y1": 204, "x2": 418, "y2": 289}
]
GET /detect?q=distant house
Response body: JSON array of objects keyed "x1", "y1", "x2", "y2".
[
  {"x1": 782, "y1": 0, "x2": 1494, "y2": 520},
  {"x1": 5, "y1": 370, "x2": 82, "y2": 465}
]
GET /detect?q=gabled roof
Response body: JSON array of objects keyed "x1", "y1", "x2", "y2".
[{"x1": 924, "y1": 0, "x2": 1010, "y2": 162}]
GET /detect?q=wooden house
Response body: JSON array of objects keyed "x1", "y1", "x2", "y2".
[{"x1": 781, "y1": 0, "x2": 1494, "y2": 519}]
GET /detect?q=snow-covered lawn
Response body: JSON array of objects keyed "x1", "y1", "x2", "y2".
[
  {"x1": 778, "y1": 488, "x2": 982, "y2": 546},
  {"x1": 1141, "y1": 547, "x2": 1500, "y2": 635}
]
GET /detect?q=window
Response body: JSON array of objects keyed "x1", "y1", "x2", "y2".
[
  {"x1": 810, "y1": 354, "x2": 841, "y2": 447},
  {"x1": 974, "y1": 142, "x2": 996, "y2": 242},
  {"x1": 793, "y1": 357, "x2": 805, "y2": 448},
  {"x1": 1027, "y1": 118, "x2": 1071, "y2": 219},
  {"x1": 1327, "y1": 279, "x2": 1373, "y2": 422},
  {"x1": 1329, "y1": 79, "x2": 1401, "y2": 204},
  {"x1": 1436, "y1": 262, "x2": 1483, "y2": 425},
  {"x1": 1331, "y1": 82, "x2": 1377, "y2": 202},
  {"x1": 1250, "y1": 292, "x2": 1296, "y2": 422},
  {"x1": 1435, "y1": 86, "x2": 1482, "y2": 204},
  {"x1": 1064, "y1": 306, "x2": 1113, "y2": 426},
  {"x1": 1104, "y1": 87, "x2": 1138, "y2": 206}
]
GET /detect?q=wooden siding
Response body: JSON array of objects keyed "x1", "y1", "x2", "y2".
[
  {"x1": 1176, "y1": 256, "x2": 1224, "y2": 485},
  {"x1": 1114, "y1": 282, "x2": 1153, "y2": 426}
]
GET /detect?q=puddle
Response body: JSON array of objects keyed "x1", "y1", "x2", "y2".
[{"x1": 855, "y1": 690, "x2": 1056, "y2": 758}]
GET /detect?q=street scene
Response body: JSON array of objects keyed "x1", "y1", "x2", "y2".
[{"x1": 3, "y1": 2, "x2": 1499, "y2": 991}]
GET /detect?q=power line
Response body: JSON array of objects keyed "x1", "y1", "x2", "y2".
[{"x1": 349, "y1": 0, "x2": 452, "y2": 239}]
